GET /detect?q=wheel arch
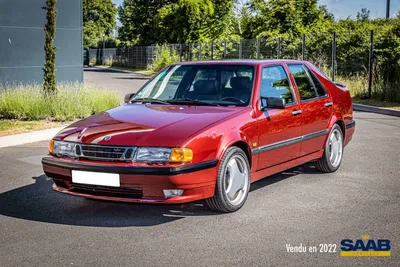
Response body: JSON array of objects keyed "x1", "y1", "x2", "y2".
[
  {"x1": 218, "y1": 139, "x2": 253, "y2": 169},
  {"x1": 335, "y1": 119, "x2": 345, "y2": 139},
  {"x1": 230, "y1": 141, "x2": 252, "y2": 168},
  {"x1": 328, "y1": 113, "x2": 345, "y2": 139}
]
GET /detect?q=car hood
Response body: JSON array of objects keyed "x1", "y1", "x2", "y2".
[{"x1": 55, "y1": 104, "x2": 243, "y2": 147}]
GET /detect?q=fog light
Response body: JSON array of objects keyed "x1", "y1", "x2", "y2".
[{"x1": 163, "y1": 189, "x2": 184, "y2": 198}]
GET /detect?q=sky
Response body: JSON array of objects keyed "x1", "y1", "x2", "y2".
[{"x1": 112, "y1": 0, "x2": 400, "y2": 20}]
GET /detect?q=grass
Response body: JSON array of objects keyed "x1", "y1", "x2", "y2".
[
  {"x1": 335, "y1": 74, "x2": 400, "y2": 110},
  {"x1": 351, "y1": 98, "x2": 400, "y2": 110},
  {"x1": 0, "y1": 120, "x2": 67, "y2": 136},
  {"x1": 0, "y1": 83, "x2": 120, "y2": 121}
]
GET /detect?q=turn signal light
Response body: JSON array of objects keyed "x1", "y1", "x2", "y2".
[
  {"x1": 169, "y1": 148, "x2": 193, "y2": 163},
  {"x1": 48, "y1": 139, "x2": 54, "y2": 154}
]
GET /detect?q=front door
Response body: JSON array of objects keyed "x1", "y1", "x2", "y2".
[
  {"x1": 255, "y1": 65, "x2": 302, "y2": 171},
  {"x1": 287, "y1": 64, "x2": 333, "y2": 156}
]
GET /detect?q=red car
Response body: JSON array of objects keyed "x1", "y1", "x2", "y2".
[{"x1": 42, "y1": 60, "x2": 355, "y2": 212}]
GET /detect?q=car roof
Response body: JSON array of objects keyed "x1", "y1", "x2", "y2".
[{"x1": 175, "y1": 59, "x2": 306, "y2": 66}]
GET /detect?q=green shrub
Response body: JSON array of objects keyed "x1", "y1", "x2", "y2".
[
  {"x1": 104, "y1": 57, "x2": 113, "y2": 67},
  {"x1": 0, "y1": 83, "x2": 120, "y2": 121},
  {"x1": 152, "y1": 45, "x2": 180, "y2": 72},
  {"x1": 336, "y1": 74, "x2": 368, "y2": 98}
]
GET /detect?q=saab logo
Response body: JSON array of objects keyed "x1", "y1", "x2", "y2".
[{"x1": 340, "y1": 235, "x2": 391, "y2": 257}]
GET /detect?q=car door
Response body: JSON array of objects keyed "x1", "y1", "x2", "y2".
[
  {"x1": 287, "y1": 64, "x2": 333, "y2": 157},
  {"x1": 255, "y1": 65, "x2": 303, "y2": 171}
]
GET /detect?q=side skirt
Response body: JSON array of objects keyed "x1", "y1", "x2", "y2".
[{"x1": 250, "y1": 150, "x2": 324, "y2": 183}]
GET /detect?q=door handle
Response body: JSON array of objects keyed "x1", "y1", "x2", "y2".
[
  {"x1": 325, "y1": 102, "x2": 333, "y2": 107},
  {"x1": 292, "y1": 110, "x2": 302, "y2": 116}
]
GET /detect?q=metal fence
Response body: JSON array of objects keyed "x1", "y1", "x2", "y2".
[
  {"x1": 90, "y1": 31, "x2": 379, "y2": 96},
  {"x1": 89, "y1": 47, "x2": 154, "y2": 69}
]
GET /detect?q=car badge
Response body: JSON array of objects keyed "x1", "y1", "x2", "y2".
[{"x1": 104, "y1": 136, "x2": 111, "y2": 141}]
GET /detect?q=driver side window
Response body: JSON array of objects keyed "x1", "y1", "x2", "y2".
[{"x1": 260, "y1": 66, "x2": 295, "y2": 105}]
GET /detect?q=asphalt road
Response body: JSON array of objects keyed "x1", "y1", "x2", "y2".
[
  {"x1": 84, "y1": 67, "x2": 150, "y2": 101},
  {"x1": 0, "y1": 110, "x2": 399, "y2": 267}
]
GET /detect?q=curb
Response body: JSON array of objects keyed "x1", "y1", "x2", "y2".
[
  {"x1": 0, "y1": 126, "x2": 65, "y2": 148},
  {"x1": 92, "y1": 66, "x2": 154, "y2": 77},
  {"x1": 353, "y1": 104, "x2": 400, "y2": 117}
]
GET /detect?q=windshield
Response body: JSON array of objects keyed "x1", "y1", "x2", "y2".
[{"x1": 133, "y1": 64, "x2": 255, "y2": 106}]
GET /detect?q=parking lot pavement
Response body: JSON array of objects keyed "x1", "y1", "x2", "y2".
[
  {"x1": 0, "y1": 111, "x2": 399, "y2": 266},
  {"x1": 84, "y1": 67, "x2": 150, "y2": 101}
]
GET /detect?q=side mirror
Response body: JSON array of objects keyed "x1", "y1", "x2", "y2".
[
  {"x1": 261, "y1": 97, "x2": 286, "y2": 110},
  {"x1": 334, "y1": 81, "x2": 346, "y2": 88},
  {"x1": 124, "y1": 93, "x2": 136, "y2": 103}
]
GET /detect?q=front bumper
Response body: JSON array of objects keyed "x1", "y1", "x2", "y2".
[{"x1": 42, "y1": 157, "x2": 218, "y2": 204}]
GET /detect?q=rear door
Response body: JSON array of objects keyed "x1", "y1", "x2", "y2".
[
  {"x1": 287, "y1": 64, "x2": 333, "y2": 156},
  {"x1": 255, "y1": 64, "x2": 302, "y2": 170}
]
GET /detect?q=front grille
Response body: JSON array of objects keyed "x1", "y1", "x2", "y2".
[
  {"x1": 76, "y1": 144, "x2": 136, "y2": 162},
  {"x1": 71, "y1": 183, "x2": 143, "y2": 199}
]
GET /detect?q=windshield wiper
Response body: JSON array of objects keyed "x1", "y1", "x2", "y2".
[
  {"x1": 166, "y1": 98, "x2": 219, "y2": 106},
  {"x1": 131, "y1": 98, "x2": 170, "y2": 105}
]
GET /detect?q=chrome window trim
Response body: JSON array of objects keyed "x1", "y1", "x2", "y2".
[
  {"x1": 287, "y1": 64, "x2": 330, "y2": 103},
  {"x1": 300, "y1": 95, "x2": 329, "y2": 103},
  {"x1": 260, "y1": 64, "x2": 298, "y2": 106},
  {"x1": 252, "y1": 129, "x2": 329, "y2": 155}
]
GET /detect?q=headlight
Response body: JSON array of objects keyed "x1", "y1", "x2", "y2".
[
  {"x1": 135, "y1": 147, "x2": 193, "y2": 163},
  {"x1": 51, "y1": 140, "x2": 77, "y2": 157}
]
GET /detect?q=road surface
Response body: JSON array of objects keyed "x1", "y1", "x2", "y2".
[{"x1": 0, "y1": 111, "x2": 399, "y2": 266}]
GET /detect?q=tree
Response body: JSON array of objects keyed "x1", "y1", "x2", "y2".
[
  {"x1": 156, "y1": 0, "x2": 215, "y2": 43},
  {"x1": 206, "y1": 0, "x2": 236, "y2": 40},
  {"x1": 43, "y1": 0, "x2": 57, "y2": 94},
  {"x1": 83, "y1": 0, "x2": 117, "y2": 48},
  {"x1": 356, "y1": 8, "x2": 370, "y2": 21},
  {"x1": 232, "y1": 0, "x2": 254, "y2": 39},
  {"x1": 319, "y1": 4, "x2": 334, "y2": 21},
  {"x1": 247, "y1": 0, "x2": 327, "y2": 38},
  {"x1": 118, "y1": 0, "x2": 176, "y2": 45},
  {"x1": 118, "y1": 0, "x2": 235, "y2": 45}
]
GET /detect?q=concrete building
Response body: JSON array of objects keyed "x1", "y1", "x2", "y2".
[{"x1": 0, "y1": 0, "x2": 83, "y2": 84}]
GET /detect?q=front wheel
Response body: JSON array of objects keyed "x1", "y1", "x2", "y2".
[
  {"x1": 205, "y1": 147, "x2": 250, "y2": 213},
  {"x1": 315, "y1": 124, "x2": 344, "y2": 173}
]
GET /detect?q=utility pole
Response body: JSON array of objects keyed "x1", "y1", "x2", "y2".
[
  {"x1": 102, "y1": 33, "x2": 106, "y2": 65},
  {"x1": 386, "y1": 0, "x2": 390, "y2": 19}
]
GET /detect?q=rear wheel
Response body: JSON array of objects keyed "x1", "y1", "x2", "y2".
[
  {"x1": 205, "y1": 147, "x2": 250, "y2": 213},
  {"x1": 315, "y1": 124, "x2": 344, "y2": 173}
]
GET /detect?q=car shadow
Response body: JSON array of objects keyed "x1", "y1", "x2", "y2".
[
  {"x1": 0, "y1": 175, "x2": 219, "y2": 227},
  {"x1": 250, "y1": 163, "x2": 318, "y2": 192},
  {"x1": 0, "y1": 163, "x2": 317, "y2": 228}
]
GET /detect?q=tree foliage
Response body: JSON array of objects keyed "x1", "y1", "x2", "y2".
[
  {"x1": 356, "y1": 8, "x2": 370, "y2": 21},
  {"x1": 116, "y1": 0, "x2": 400, "y2": 101},
  {"x1": 43, "y1": 0, "x2": 57, "y2": 95},
  {"x1": 242, "y1": 0, "x2": 328, "y2": 38},
  {"x1": 118, "y1": 0, "x2": 176, "y2": 45},
  {"x1": 83, "y1": 0, "x2": 117, "y2": 48},
  {"x1": 118, "y1": 0, "x2": 235, "y2": 45}
]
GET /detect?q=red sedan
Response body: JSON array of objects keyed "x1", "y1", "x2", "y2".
[{"x1": 42, "y1": 60, "x2": 355, "y2": 212}]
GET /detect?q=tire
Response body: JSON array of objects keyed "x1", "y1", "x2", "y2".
[
  {"x1": 205, "y1": 147, "x2": 251, "y2": 213},
  {"x1": 315, "y1": 124, "x2": 344, "y2": 173}
]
